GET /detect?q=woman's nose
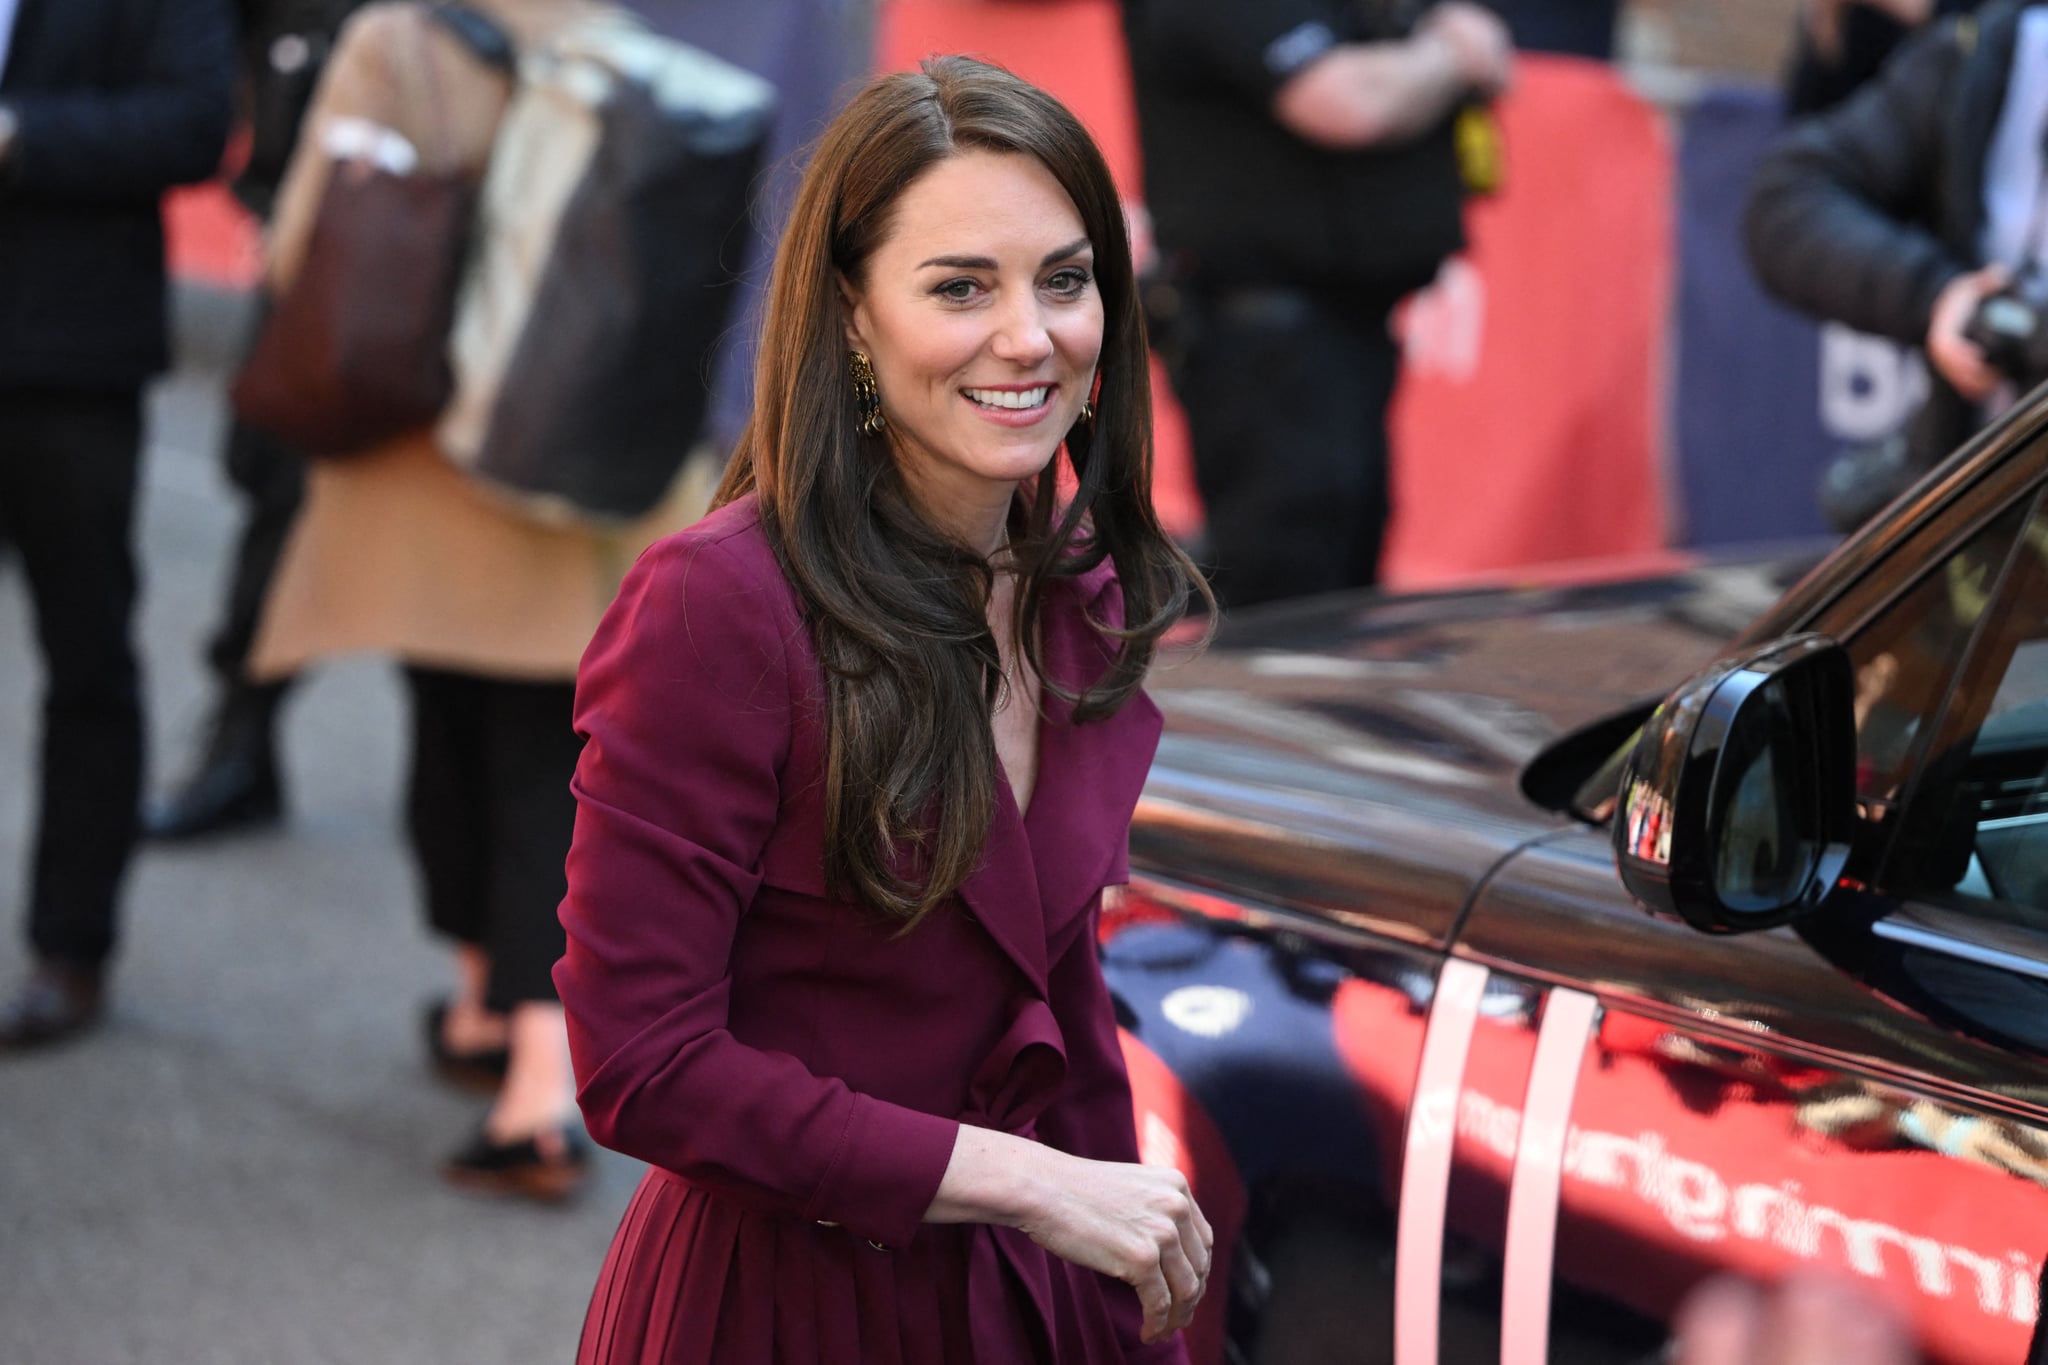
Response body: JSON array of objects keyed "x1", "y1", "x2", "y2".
[{"x1": 990, "y1": 295, "x2": 1054, "y2": 364}]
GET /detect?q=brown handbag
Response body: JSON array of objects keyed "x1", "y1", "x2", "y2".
[{"x1": 229, "y1": 4, "x2": 514, "y2": 457}]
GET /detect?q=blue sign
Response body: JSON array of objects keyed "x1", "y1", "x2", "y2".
[{"x1": 1671, "y1": 85, "x2": 1926, "y2": 548}]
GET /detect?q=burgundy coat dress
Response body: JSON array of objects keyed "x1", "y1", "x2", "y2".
[{"x1": 556, "y1": 494, "x2": 1188, "y2": 1365}]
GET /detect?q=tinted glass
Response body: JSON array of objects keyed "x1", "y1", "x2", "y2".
[
  {"x1": 1845, "y1": 501, "x2": 2030, "y2": 802},
  {"x1": 1879, "y1": 494, "x2": 2048, "y2": 923},
  {"x1": 1712, "y1": 678, "x2": 1817, "y2": 911}
]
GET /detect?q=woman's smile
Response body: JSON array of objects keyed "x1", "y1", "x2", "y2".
[{"x1": 962, "y1": 382, "x2": 1057, "y2": 422}]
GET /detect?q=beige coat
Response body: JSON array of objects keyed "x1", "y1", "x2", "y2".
[{"x1": 249, "y1": 0, "x2": 702, "y2": 683}]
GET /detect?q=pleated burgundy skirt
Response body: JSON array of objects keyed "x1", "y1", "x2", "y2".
[{"x1": 575, "y1": 1167, "x2": 1144, "y2": 1364}]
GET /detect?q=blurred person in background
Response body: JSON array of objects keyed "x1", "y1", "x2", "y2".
[
  {"x1": 244, "y1": 0, "x2": 703, "y2": 1199},
  {"x1": 145, "y1": 1, "x2": 865, "y2": 846},
  {"x1": 0, "y1": 0, "x2": 235, "y2": 1047},
  {"x1": 1122, "y1": 0, "x2": 1511, "y2": 611},
  {"x1": 141, "y1": 0, "x2": 368, "y2": 842},
  {"x1": 1744, "y1": 0, "x2": 2048, "y2": 527}
]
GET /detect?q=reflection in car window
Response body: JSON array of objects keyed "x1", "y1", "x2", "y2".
[
  {"x1": 1878, "y1": 493, "x2": 2048, "y2": 924},
  {"x1": 1715, "y1": 683, "x2": 1819, "y2": 912},
  {"x1": 1844, "y1": 501, "x2": 2030, "y2": 803}
]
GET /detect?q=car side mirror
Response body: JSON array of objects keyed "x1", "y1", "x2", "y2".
[{"x1": 1612, "y1": 633, "x2": 1858, "y2": 934}]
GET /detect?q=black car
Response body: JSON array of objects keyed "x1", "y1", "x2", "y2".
[{"x1": 1107, "y1": 389, "x2": 2048, "y2": 1365}]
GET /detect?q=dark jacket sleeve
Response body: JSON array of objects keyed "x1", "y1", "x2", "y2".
[
  {"x1": 5, "y1": 0, "x2": 236, "y2": 203},
  {"x1": 1036, "y1": 895, "x2": 1191, "y2": 1365},
  {"x1": 554, "y1": 531, "x2": 961, "y2": 1252},
  {"x1": 1743, "y1": 14, "x2": 1970, "y2": 345},
  {"x1": 1135, "y1": 0, "x2": 1348, "y2": 109}
]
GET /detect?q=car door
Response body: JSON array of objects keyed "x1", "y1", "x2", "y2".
[
  {"x1": 1106, "y1": 705, "x2": 1556, "y2": 1365},
  {"x1": 1101, "y1": 876, "x2": 1455, "y2": 1365},
  {"x1": 1108, "y1": 537, "x2": 1802, "y2": 1363},
  {"x1": 1449, "y1": 452, "x2": 2048, "y2": 1363}
]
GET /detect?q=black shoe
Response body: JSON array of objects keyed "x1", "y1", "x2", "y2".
[
  {"x1": 143, "y1": 753, "x2": 281, "y2": 840},
  {"x1": 0, "y1": 963, "x2": 104, "y2": 1051},
  {"x1": 441, "y1": 1124, "x2": 589, "y2": 1203},
  {"x1": 423, "y1": 998, "x2": 510, "y2": 1093},
  {"x1": 143, "y1": 683, "x2": 286, "y2": 841}
]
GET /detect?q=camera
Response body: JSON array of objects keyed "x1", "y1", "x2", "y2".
[{"x1": 1963, "y1": 269, "x2": 2048, "y2": 387}]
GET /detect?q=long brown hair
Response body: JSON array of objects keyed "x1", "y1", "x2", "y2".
[{"x1": 715, "y1": 55, "x2": 1209, "y2": 925}]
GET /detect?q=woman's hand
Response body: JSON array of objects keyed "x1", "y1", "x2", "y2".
[
  {"x1": 927, "y1": 1127, "x2": 1214, "y2": 1344},
  {"x1": 1014, "y1": 1149, "x2": 1214, "y2": 1343}
]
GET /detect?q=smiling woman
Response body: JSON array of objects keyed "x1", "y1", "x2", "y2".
[
  {"x1": 556, "y1": 55, "x2": 1215, "y2": 1365},
  {"x1": 840, "y1": 151, "x2": 1105, "y2": 542}
]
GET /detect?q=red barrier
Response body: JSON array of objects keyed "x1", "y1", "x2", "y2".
[
  {"x1": 877, "y1": 0, "x2": 1143, "y2": 198},
  {"x1": 1386, "y1": 55, "x2": 1672, "y2": 587},
  {"x1": 165, "y1": 182, "x2": 261, "y2": 292}
]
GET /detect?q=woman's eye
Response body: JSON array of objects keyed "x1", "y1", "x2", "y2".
[
  {"x1": 1046, "y1": 268, "x2": 1092, "y2": 296},
  {"x1": 935, "y1": 278, "x2": 980, "y2": 302}
]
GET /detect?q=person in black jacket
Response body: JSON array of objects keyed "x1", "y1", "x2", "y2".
[
  {"x1": 1123, "y1": 0, "x2": 1511, "y2": 610},
  {"x1": 0, "y1": 0, "x2": 236, "y2": 1046},
  {"x1": 1744, "y1": 1, "x2": 2046, "y2": 505}
]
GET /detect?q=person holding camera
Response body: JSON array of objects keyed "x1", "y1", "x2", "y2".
[{"x1": 1743, "y1": 0, "x2": 2048, "y2": 521}]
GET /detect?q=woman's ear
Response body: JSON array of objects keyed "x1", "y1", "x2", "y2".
[{"x1": 836, "y1": 271, "x2": 868, "y2": 351}]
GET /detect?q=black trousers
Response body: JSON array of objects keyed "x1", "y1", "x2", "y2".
[
  {"x1": 1173, "y1": 286, "x2": 1402, "y2": 611},
  {"x1": 206, "y1": 411, "x2": 304, "y2": 682},
  {"x1": 404, "y1": 667, "x2": 580, "y2": 1012},
  {"x1": 0, "y1": 386, "x2": 145, "y2": 968}
]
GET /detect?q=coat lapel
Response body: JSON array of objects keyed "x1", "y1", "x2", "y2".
[
  {"x1": 953, "y1": 563, "x2": 1165, "y2": 995},
  {"x1": 955, "y1": 768, "x2": 1050, "y2": 996},
  {"x1": 1028, "y1": 569, "x2": 1163, "y2": 939}
]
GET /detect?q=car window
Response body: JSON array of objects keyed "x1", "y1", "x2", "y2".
[
  {"x1": 1868, "y1": 492, "x2": 2048, "y2": 926},
  {"x1": 1843, "y1": 499, "x2": 2033, "y2": 806}
]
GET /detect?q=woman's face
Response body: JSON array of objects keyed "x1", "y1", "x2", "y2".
[{"x1": 842, "y1": 149, "x2": 1104, "y2": 549}]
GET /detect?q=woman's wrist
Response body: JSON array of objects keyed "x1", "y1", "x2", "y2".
[{"x1": 926, "y1": 1125, "x2": 1059, "y2": 1228}]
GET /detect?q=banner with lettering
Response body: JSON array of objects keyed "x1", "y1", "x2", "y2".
[{"x1": 1671, "y1": 85, "x2": 1925, "y2": 549}]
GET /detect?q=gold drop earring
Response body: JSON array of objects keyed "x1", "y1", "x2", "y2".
[{"x1": 848, "y1": 350, "x2": 886, "y2": 436}]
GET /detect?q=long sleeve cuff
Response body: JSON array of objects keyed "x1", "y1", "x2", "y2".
[{"x1": 808, "y1": 1097, "x2": 961, "y2": 1250}]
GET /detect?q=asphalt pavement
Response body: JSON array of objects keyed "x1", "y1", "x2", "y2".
[{"x1": 0, "y1": 290, "x2": 643, "y2": 1365}]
